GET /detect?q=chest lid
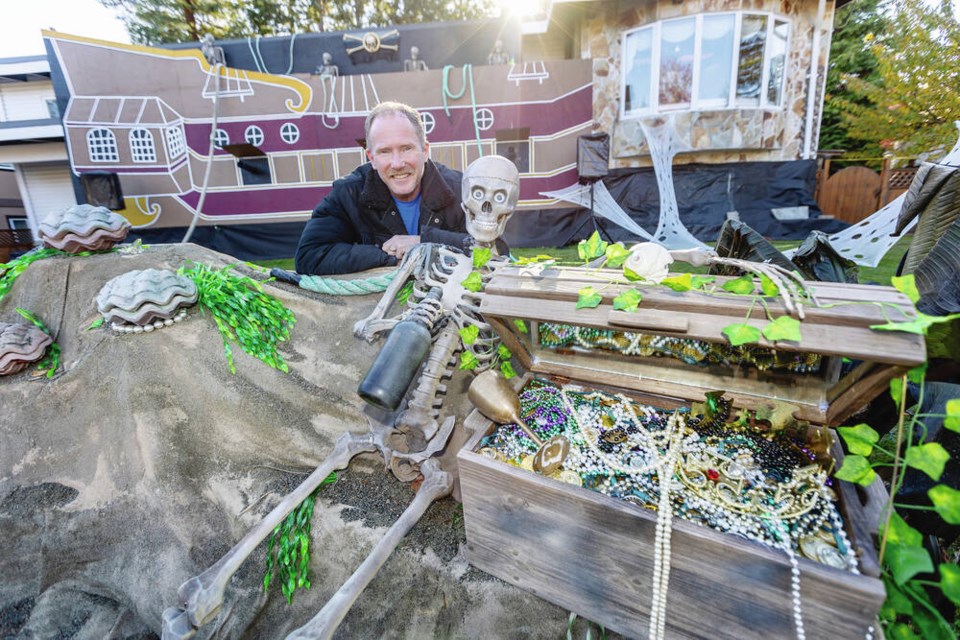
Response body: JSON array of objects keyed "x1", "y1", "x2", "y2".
[{"x1": 479, "y1": 265, "x2": 926, "y2": 426}]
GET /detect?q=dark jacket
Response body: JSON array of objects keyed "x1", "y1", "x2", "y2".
[{"x1": 294, "y1": 160, "x2": 470, "y2": 275}]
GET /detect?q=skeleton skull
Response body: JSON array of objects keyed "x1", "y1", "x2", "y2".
[{"x1": 461, "y1": 155, "x2": 520, "y2": 246}]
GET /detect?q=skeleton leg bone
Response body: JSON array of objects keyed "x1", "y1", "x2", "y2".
[
  {"x1": 286, "y1": 458, "x2": 453, "y2": 640},
  {"x1": 161, "y1": 431, "x2": 379, "y2": 640}
]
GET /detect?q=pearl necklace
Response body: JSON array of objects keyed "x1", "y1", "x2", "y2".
[{"x1": 110, "y1": 308, "x2": 188, "y2": 334}]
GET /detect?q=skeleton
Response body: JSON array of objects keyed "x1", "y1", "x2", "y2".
[{"x1": 160, "y1": 156, "x2": 521, "y2": 640}]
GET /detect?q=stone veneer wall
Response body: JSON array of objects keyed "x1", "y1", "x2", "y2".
[{"x1": 582, "y1": 0, "x2": 835, "y2": 168}]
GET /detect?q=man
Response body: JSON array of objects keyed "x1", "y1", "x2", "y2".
[{"x1": 295, "y1": 101, "x2": 471, "y2": 275}]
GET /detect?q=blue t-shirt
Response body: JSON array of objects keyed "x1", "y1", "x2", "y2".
[{"x1": 393, "y1": 194, "x2": 422, "y2": 235}]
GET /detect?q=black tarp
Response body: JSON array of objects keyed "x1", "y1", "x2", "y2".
[{"x1": 128, "y1": 160, "x2": 849, "y2": 260}]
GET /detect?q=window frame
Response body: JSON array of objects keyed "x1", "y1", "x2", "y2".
[
  {"x1": 620, "y1": 11, "x2": 790, "y2": 120},
  {"x1": 129, "y1": 128, "x2": 157, "y2": 163},
  {"x1": 280, "y1": 122, "x2": 300, "y2": 145},
  {"x1": 245, "y1": 125, "x2": 265, "y2": 147},
  {"x1": 165, "y1": 126, "x2": 186, "y2": 159},
  {"x1": 87, "y1": 128, "x2": 120, "y2": 163}
]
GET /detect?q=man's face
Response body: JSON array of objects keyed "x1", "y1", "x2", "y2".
[{"x1": 366, "y1": 113, "x2": 429, "y2": 202}]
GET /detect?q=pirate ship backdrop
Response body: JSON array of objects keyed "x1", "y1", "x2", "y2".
[{"x1": 43, "y1": 13, "x2": 843, "y2": 260}]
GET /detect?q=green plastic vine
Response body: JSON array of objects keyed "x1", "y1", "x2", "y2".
[
  {"x1": 179, "y1": 262, "x2": 296, "y2": 374},
  {"x1": 1, "y1": 249, "x2": 64, "y2": 304},
  {"x1": 14, "y1": 307, "x2": 61, "y2": 378},
  {"x1": 263, "y1": 472, "x2": 337, "y2": 604}
]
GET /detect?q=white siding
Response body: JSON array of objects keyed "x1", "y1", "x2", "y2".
[
  {"x1": 0, "y1": 81, "x2": 55, "y2": 122},
  {"x1": 17, "y1": 163, "x2": 77, "y2": 222}
]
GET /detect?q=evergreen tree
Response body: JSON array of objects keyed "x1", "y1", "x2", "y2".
[{"x1": 819, "y1": 0, "x2": 888, "y2": 160}]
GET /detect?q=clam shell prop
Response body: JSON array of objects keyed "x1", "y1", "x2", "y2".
[
  {"x1": 39, "y1": 204, "x2": 131, "y2": 253},
  {"x1": 97, "y1": 269, "x2": 198, "y2": 331},
  {"x1": 0, "y1": 321, "x2": 53, "y2": 376}
]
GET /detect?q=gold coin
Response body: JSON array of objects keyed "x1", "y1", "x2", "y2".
[
  {"x1": 520, "y1": 455, "x2": 535, "y2": 471},
  {"x1": 816, "y1": 543, "x2": 849, "y2": 569},
  {"x1": 798, "y1": 536, "x2": 822, "y2": 562},
  {"x1": 558, "y1": 470, "x2": 583, "y2": 486},
  {"x1": 478, "y1": 447, "x2": 505, "y2": 462}
]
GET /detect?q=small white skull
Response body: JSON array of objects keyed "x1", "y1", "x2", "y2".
[{"x1": 461, "y1": 155, "x2": 520, "y2": 246}]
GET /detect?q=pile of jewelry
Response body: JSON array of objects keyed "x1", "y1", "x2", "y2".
[
  {"x1": 478, "y1": 378, "x2": 857, "y2": 572},
  {"x1": 538, "y1": 323, "x2": 822, "y2": 374}
]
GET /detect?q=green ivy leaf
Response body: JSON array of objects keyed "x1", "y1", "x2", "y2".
[
  {"x1": 759, "y1": 274, "x2": 780, "y2": 297},
  {"x1": 834, "y1": 454, "x2": 877, "y2": 486},
  {"x1": 85, "y1": 317, "x2": 105, "y2": 331},
  {"x1": 886, "y1": 623, "x2": 921, "y2": 640},
  {"x1": 929, "y1": 484, "x2": 960, "y2": 524},
  {"x1": 837, "y1": 423, "x2": 880, "y2": 456},
  {"x1": 612, "y1": 289, "x2": 642, "y2": 313},
  {"x1": 761, "y1": 316, "x2": 802, "y2": 342},
  {"x1": 911, "y1": 596, "x2": 955, "y2": 640},
  {"x1": 501, "y1": 360, "x2": 517, "y2": 379},
  {"x1": 513, "y1": 318, "x2": 528, "y2": 334},
  {"x1": 623, "y1": 266, "x2": 643, "y2": 282},
  {"x1": 890, "y1": 376, "x2": 904, "y2": 408},
  {"x1": 722, "y1": 323, "x2": 761, "y2": 347},
  {"x1": 891, "y1": 274, "x2": 920, "y2": 303},
  {"x1": 905, "y1": 442, "x2": 950, "y2": 481},
  {"x1": 940, "y1": 562, "x2": 960, "y2": 606},
  {"x1": 578, "y1": 231, "x2": 608, "y2": 261},
  {"x1": 459, "y1": 325, "x2": 480, "y2": 346},
  {"x1": 605, "y1": 243, "x2": 631, "y2": 268},
  {"x1": 907, "y1": 363, "x2": 927, "y2": 384},
  {"x1": 690, "y1": 275, "x2": 715, "y2": 290},
  {"x1": 497, "y1": 343, "x2": 512, "y2": 361},
  {"x1": 944, "y1": 398, "x2": 960, "y2": 433},
  {"x1": 459, "y1": 351, "x2": 479, "y2": 371},
  {"x1": 660, "y1": 273, "x2": 692, "y2": 292},
  {"x1": 576, "y1": 286, "x2": 603, "y2": 310},
  {"x1": 871, "y1": 311, "x2": 960, "y2": 335},
  {"x1": 461, "y1": 271, "x2": 483, "y2": 293},
  {"x1": 513, "y1": 254, "x2": 555, "y2": 266},
  {"x1": 885, "y1": 543, "x2": 934, "y2": 586},
  {"x1": 882, "y1": 577, "x2": 915, "y2": 616},
  {"x1": 882, "y1": 511, "x2": 923, "y2": 547},
  {"x1": 721, "y1": 275, "x2": 756, "y2": 295},
  {"x1": 472, "y1": 247, "x2": 491, "y2": 269}
]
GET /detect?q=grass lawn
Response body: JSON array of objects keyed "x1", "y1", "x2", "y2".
[{"x1": 252, "y1": 235, "x2": 913, "y2": 287}]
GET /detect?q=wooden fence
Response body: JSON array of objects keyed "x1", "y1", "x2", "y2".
[{"x1": 815, "y1": 155, "x2": 917, "y2": 224}]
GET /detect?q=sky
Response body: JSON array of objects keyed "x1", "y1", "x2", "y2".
[{"x1": 1, "y1": 0, "x2": 130, "y2": 58}]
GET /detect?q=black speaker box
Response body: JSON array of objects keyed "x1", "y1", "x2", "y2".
[
  {"x1": 80, "y1": 171, "x2": 124, "y2": 210},
  {"x1": 577, "y1": 133, "x2": 610, "y2": 183}
]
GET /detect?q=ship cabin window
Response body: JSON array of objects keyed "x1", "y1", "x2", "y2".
[
  {"x1": 213, "y1": 129, "x2": 230, "y2": 147},
  {"x1": 245, "y1": 125, "x2": 265, "y2": 147},
  {"x1": 165, "y1": 127, "x2": 186, "y2": 159},
  {"x1": 239, "y1": 158, "x2": 272, "y2": 186},
  {"x1": 87, "y1": 128, "x2": 119, "y2": 163},
  {"x1": 621, "y1": 12, "x2": 790, "y2": 118},
  {"x1": 280, "y1": 123, "x2": 300, "y2": 144},
  {"x1": 130, "y1": 128, "x2": 157, "y2": 163},
  {"x1": 495, "y1": 128, "x2": 530, "y2": 174},
  {"x1": 419, "y1": 111, "x2": 435, "y2": 136},
  {"x1": 474, "y1": 108, "x2": 495, "y2": 131}
]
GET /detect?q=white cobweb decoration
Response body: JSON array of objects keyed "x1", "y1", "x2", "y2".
[
  {"x1": 789, "y1": 122, "x2": 960, "y2": 268},
  {"x1": 540, "y1": 181, "x2": 655, "y2": 242},
  {"x1": 639, "y1": 118, "x2": 709, "y2": 250},
  {"x1": 541, "y1": 117, "x2": 707, "y2": 250}
]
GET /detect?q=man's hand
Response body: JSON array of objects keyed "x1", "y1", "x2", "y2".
[{"x1": 381, "y1": 235, "x2": 420, "y2": 261}]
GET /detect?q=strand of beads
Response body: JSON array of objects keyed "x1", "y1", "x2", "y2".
[
  {"x1": 110, "y1": 308, "x2": 188, "y2": 334},
  {"x1": 648, "y1": 412, "x2": 686, "y2": 640}
]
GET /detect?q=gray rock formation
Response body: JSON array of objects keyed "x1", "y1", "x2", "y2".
[{"x1": 0, "y1": 244, "x2": 594, "y2": 639}]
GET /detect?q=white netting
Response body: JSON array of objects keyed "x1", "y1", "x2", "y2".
[
  {"x1": 540, "y1": 182, "x2": 655, "y2": 242},
  {"x1": 640, "y1": 119, "x2": 709, "y2": 250}
]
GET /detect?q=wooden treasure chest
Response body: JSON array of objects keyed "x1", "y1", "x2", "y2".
[{"x1": 457, "y1": 265, "x2": 926, "y2": 639}]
